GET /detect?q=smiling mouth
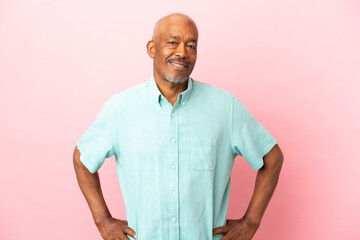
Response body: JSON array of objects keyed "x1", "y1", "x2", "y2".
[
  {"x1": 170, "y1": 62, "x2": 187, "y2": 68},
  {"x1": 167, "y1": 60, "x2": 190, "y2": 70}
]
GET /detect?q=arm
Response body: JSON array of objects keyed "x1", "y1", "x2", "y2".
[
  {"x1": 243, "y1": 143, "x2": 284, "y2": 225},
  {"x1": 213, "y1": 144, "x2": 284, "y2": 239},
  {"x1": 73, "y1": 146, "x2": 136, "y2": 240}
]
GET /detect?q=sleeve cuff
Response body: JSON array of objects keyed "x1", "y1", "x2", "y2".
[{"x1": 76, "y1": 139, "x2": 99, "y2": 174}]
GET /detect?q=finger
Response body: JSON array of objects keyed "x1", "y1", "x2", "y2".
[
  {"x1": 213, "y1": 226, "x2": 227, "y2": 235},
  {"x1": 123, "y1": 226, "x2": 136, "y2": 239},
  {"x1": 220, "y1": 232, "x2": 234, "y2": 240},
  {"x1": 109, "y1": 237, "x2": 126, "y2": 240},
  {"x1": 220, "y1": 235, "x2": 230, "y2": 240},
  {"x1": 115, "y1": 231, "x2": 130, "y2": 240}
]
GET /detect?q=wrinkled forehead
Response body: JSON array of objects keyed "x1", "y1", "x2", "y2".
[
  {"x1": 154, "y1": 16, "x2": 198, "y2": 42},
  {"x1": 162, "y1": 22, "x2": 198, "y2": 40}
]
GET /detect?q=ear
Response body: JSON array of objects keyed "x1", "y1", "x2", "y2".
[{"x1": 146, "y1": 40, "x2": 155, "y2": 58}]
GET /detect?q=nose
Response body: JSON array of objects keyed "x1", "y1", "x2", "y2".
[{"x1": 175, "y1": 43, "x2": 187, "y2": 59}]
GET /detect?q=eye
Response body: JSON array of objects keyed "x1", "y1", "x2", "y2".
[
  {"x1": 188, "y1": 45, "x2": 196, "y2": 50},
  {"x1": 167, "y1": 42, "x2": 177, "y2": 45}
]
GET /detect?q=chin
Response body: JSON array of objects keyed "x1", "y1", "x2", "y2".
[{"x1": 165, "y1": 73, "x2": 189, "y2": 84}]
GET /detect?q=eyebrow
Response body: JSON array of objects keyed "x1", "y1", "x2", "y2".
[
  {"x1": 168, "y1": 35, "x2": 180, "y2": 40},
  {"x1": 167, "y1": 35, "x2": 197, "y2": 43}
]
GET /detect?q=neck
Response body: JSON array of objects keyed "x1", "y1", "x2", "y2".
[{"x1": 153, "y1": 74, "x2": 188, "y2": 106}]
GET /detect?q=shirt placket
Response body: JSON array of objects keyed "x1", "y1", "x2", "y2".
[{"x1": 167, "y1": 100, "x2": 180, "y2": 240}]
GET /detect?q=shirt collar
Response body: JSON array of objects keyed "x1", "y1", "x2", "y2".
[{"x1": 148, "y1": 74, "x2": 193, "y2": 107}]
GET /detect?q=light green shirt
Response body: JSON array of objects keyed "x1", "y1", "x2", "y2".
[{"x1": 77, "y1": 75, "x2": 277, "y2": 240}]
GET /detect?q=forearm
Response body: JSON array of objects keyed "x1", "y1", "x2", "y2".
[
  {"x1": 73, "y1": 147, "x2": 111, "y2": 224},
  {"x1": 243, "y1": 145, "x2": 284, "y2": 224}
]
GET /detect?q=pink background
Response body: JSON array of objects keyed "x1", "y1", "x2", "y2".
[{"x1": 1, "y1": 0, "x2": 359, "y2": 239}]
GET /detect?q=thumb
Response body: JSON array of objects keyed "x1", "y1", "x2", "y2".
[{"x1": 213, "y1": 226, "x2": 227, "y2": 235}]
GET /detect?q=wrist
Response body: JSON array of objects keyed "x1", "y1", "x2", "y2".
[
  {"x1": 93, "y1": 209, "x2": 112, "y2": 225},
  {"x1": 242, "y1": 214, "x2": 261, "y2": 227}
]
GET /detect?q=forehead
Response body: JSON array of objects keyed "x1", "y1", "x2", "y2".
[{"x1": 159, "y1": 20, "x2": 198, "y2": 41}]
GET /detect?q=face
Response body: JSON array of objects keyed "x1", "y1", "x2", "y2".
[{"x1": 148, "y1": 19, "x2": 198, "y2": 84}]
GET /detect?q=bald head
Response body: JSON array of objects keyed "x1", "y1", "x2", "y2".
[{"x1": 152, "y1": 13, "x2": 198, "y2": 43}]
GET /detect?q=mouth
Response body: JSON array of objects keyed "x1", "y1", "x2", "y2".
[{"x1": 166, "y1": 59, "x2": 190, "y2": 70}]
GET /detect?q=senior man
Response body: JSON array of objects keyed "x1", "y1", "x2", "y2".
[{"x1": 73, "y1": 13, "x2": 284, "y2": 240}]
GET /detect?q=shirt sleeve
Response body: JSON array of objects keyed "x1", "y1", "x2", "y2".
[
  {"x1": 76, "y1": 98, "x2": 117, "y2": 173},
  {"x1": 230, "y1": 95, "x2": 277, "y2": 170}
]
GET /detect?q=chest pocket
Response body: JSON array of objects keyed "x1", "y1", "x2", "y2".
[{"x1": 190, "y1": 138, "x2": 217, "y2": 170}]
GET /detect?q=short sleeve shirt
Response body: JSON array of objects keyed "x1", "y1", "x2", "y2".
[{"x1": 76, "y1": 75, "x2": 277, "y2": 240}]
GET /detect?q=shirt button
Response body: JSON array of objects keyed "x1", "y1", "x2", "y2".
[
  {"x1": 171, "y1": 113, "x2": 175, "y2": 117},
  {"x1": 182, "y1": 102, "x2": 185, "y2": 105},
  {"x1": 172, "y1": 165, "x2": 176, "y2": 169},
  {"x1": 173, "y1": 217, "x2": 176, "y2": 222},
  {"x1": 172, "y1": 139, "x2": 176, "y2": 143},
  {"x1": 161, "y1": 96, "x2": 164, "y2": 99},
  {"x1": 172, "y1": 192, "x2": 176, "y2": 196}
]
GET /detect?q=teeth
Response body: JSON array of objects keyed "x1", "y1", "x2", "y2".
[{"x1": 171, "y1": 62, "x2": 186, "y2": 67}]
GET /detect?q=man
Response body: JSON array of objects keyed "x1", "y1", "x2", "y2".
[{"x1": 73, "y1": 13, "x2": 284, "y2": 240}]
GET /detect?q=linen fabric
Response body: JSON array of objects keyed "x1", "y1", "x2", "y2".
[{"x1": 76, "y1": 75, "x2": 277, "y2": 240}]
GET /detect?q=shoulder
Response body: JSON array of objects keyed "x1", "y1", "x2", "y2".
[
  {"x1": 105, "y1": 81, "x2": 149, "y2": 106},
  {"x1": 191, "y1": 78, "x2": 236, "y2": 103}
]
